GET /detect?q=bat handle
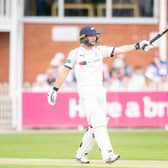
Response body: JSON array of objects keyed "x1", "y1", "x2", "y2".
[
  {"x1": 149, "y1": 36, "x2": 159, "y2": 44},
  {"x1": 142, "y1": 44, "x2": 148, "y2": 50}
]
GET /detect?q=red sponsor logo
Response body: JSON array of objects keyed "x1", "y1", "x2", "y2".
[{"x1": 79, "y1": 61, "x2": 87, "y2": 65}]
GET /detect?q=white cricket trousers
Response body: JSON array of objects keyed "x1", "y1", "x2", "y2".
[
  {"x1": 78, "y1": 85, "x2": 108, "y2": 127},
  {"x1": 78, "y1": 86, "x2": 114, "y2": 160}
]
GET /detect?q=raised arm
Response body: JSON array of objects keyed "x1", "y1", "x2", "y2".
[
  {"x1": 113, "y1": 40, "x2": 154, "y2": 56},
  {"x1": 114, "y1": 43, "x2": 136, "y2": 55}
]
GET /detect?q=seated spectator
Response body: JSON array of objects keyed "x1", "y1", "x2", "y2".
[
  {"x1": 124, "y1": 65, "x2": 134, "y2": 77},
  {"x1": 149, "y1": 54, "x2": 168, "y2": 77},
  {"x1": 119, "y1": 65, "x2": 134, "y2": 91},
  {"x1": 157, "y1": 67, "x2": 168, "y2": 91},
  {"x1": 127, "y1": 66, "x2": 146, "y2": 91},
  {"x1": 108, "y1": 68, "x2": 122, "y2": 91},
  {"x1": 45, "y1": 67, "x2": 57, "y2": 86},
  {"x1": 32, "y1": 73, "x2": 49, "y2": 92},
  {"x1": 50, "y1": 52, "x2": 65, "y2": 78},
  {"x1": 113, "y1": 54, "x2": 125, "y2": 69},
  {"x1": 32, "y1": 52, "x2": 65, "y2": 91},
  {"x1": 103, "y1": 63, "x2": 110, "y2": 87},
  {"x1": 144, "y1": 66, "x2": 157, "y2": 91},
  {"x1": 120, "y1": 75, "x2": 130, "y2": 91},
  {"x1": 23, "y1": 82, "x2": 32, "y2": 91},
  {"x1": 61, "y1": 70, "x2": 77, "y2": 92}
]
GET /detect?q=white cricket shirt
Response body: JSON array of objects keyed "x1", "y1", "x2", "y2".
[{"x1": 64, "y1": 45, "x2": 114, "y2": 87}]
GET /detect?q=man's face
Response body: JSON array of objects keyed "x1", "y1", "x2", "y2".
[{"x1": 87, "y1": 35, "x2": 97, "y2": 46}]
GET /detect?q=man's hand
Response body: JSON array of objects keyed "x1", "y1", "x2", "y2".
[
  {"x1": 48, "y1": 87, "x2": 58, "y2": 106},
  {"x1": 135, "y1": 40, "x2": 154, "y2": 51}
]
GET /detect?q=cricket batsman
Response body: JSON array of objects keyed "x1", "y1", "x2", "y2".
[{"x1": 48, "y1": 25, "x2": 154, "y2": 164}]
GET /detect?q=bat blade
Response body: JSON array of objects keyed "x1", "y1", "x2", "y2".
[{"x1": 150, "y1": 28, "x2": 168, "y2": 44}]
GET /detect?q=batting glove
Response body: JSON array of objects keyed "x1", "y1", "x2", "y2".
[
  {"x1": 135, "y1": 40, "x2": 154, "y2": 52},
  {"x1": 48, "y1": 87, "x2": 58, "y2": 106},
  {"x1": 143, "y1": 44, "x2": 154, "y2": 52}
]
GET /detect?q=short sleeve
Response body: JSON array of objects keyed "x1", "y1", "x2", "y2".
[
  {"x1": 98, "y1": 45, "x2": 115, "y2": 58},
  {"x1": 64, "y1": 49, "x2": 77, "y2": 70}
]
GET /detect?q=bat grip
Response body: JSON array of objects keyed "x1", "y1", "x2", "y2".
[{"x1": 142, "y1": 44, "x2": 148, "y2": 50}]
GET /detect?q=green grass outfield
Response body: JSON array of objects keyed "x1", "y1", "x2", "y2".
[{"x1": 0, "y1": 129, "x2": 168, "y2": 168}]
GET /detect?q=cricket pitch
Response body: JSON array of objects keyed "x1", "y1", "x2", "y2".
[{"x1": 0, "y1": 158, "x2": 167, "y2": 168}]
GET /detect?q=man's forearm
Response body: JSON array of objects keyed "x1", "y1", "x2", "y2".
[
  {"x1": 114, "y1": 43, "x2": 136, "y2": 55},
  {"x1": 54, "y1": 67, "x2": 70, "y2": 90}
]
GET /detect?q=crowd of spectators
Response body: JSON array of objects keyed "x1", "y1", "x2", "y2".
[
  {"x1": 29, "y1": 52, "x2": 168, "y2": 92},
  {"x1": 105, "y1": 54, "x2": 168, "y2": 91},
  {"x1": 31, "y1": 52, "x2": 77, "y2": 92}
]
